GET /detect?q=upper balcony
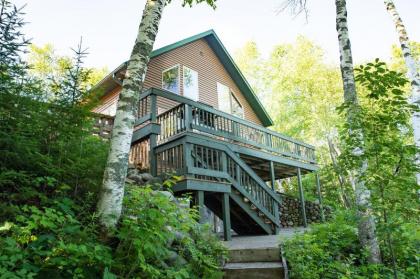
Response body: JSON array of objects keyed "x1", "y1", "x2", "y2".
[{"x1": 130, "y1": 87, "x2": 317, "y2": 180}]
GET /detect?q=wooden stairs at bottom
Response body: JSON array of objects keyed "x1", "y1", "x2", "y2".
[{"x1": 222, "y1": 235, "x2": 286, "y2": 279}]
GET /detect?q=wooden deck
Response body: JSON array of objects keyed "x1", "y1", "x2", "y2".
[{"x1": 125, "y1": 88, "x2": 320, "y2": 240}]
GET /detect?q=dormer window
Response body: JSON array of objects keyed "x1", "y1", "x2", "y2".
[
  {"x1": 162, "y1": 65, "x2": 180, "y2": 94},
  {"x1": 217, "y1": 82, "x2": 244, "y2": 118}
]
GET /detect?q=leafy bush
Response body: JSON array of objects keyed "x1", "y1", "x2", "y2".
[
  {"x1": 0, "y1": 184, "x2": 227, "y2": 279},
  {"x1": 110, "y1": 185, "x2": 227, "y2": 279},
  {"x1": 283, "y1": 211, "x2": 420, "y2": 279}
]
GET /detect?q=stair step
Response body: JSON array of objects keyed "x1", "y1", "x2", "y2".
[
  {"x1": 223, "y1": 262, "x2": 284, "y2": 279},
  {"x1": 227, "y1": 247, "x2": 281, "y2": 263}
]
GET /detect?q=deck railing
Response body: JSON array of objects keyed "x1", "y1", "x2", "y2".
[{"x1": 136, "y1": 88, "x2": 316, "y2": 164}]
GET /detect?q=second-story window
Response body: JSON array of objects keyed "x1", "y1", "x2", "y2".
[
  {"x1": 162, "y1": 65, "x2": 180, "y2": 94},
  {"x1": 217, "y1": 82, "x2": 244, "y2": 119},
  {"x1": 230, "y1": 93, "x2": 244, "y2": 118},
  {"x1": 183, "y1": 66, "x2": 198, "y2": 101}
]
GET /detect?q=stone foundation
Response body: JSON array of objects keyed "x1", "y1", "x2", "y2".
[{"x1": 279, "y1": 193, "x2": 331, "y2": 228}]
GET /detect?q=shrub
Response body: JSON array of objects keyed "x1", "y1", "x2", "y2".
[
  {"x1": 0, "y1": 184, "x2": 227, "y2": 279},
  {"x1": 109, "y1": 185, "x2": 227, "y2": 279},
  {"x1": 0, "y1": 204, "x2": 112, "y2": 278},
  {"x1": 283, "y1": 211, "x2": 420, "y2": 279}
]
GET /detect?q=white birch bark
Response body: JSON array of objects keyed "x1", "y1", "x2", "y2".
[
  {"x1": 384, "y1": 0, "x2": 420, "y2": 185},
  {"x1": 335, "y1": 0, "x2": 381, "y2": 264},
  {"x1": 97, "y1": 0, "x2": 166, "y2": 229}
]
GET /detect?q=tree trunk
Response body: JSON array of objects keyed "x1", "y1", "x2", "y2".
[
  {"x1": 97, "y1": 0, "x2": 165, "y2": 229},
  {"x1": 384, "y1": 0, "x2": 420, "y2": 186},
  {"x1": 335, "y1": 0, "x2": 382, "y2": 264}
]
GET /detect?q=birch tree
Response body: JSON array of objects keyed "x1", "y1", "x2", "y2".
[
  {"x1": 335, "y1": 0, "x2": 381, "y2": 263},
  {"x1": 97, "y1": 0, "x2": 215, "y2": 230},
  {"x1": 384, "y1": 0, "x2": 420, "y2": 186},
  {"x1": 279, "y1": 0, "x2": 382, "y2": 263}
]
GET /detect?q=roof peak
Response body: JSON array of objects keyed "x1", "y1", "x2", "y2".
[
  {"x1": 150, "y1": 29, "x2": 216, "y2": 58},
  {"x1": 92, "y1": 29, "x2": 273, "y2": 127}
]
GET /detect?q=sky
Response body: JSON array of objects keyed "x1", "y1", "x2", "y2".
[{"x1": 14, "y1": 0, "x2": 420, "y2": 71}]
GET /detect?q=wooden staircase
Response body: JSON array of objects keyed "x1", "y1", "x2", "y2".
[{"x1": 186, "y1": 136, "x2": 281, "y2": 236}]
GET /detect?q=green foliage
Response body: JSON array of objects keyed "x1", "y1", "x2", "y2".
[
  {"x1": 110, "y1": 185, "x2": 226, "y2": 279},
  {"x1": 284, "y1": 211, "x2": 420, "y2": 279},
  {"x1": 28, "y1": 42, "x2": 108, "y2": 103},
  {"x1": 0, "y1": 2, "x2": 226, "y2": 278},
  {"x1": 235, "y1": 37, "x2": 346, "y2": 207},
  {"x1": 335, "y1": 59, "x2": 420, "y2": 276},
  {"x1": 178, "y1": 0, "x2": 217, "y2": 9},
  {"x1": 389, "y1": 41, "x2": 420, "y2": 75},
  {"x1": 236, "y1": 38, "x2": 420, "y2": 276},
  {"x1": 338, "y1": 60, "x2": 419, "y2": 220},
  {"x1": 0, "y1": 204, "x2": 112, "y2": 279},
  {"x1": 0, "y1": 2, "x2": 227, "y2": 278}
]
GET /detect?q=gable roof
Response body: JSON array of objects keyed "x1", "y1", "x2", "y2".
[{"x1": 92, "y1": 29, "x2": 273, "y2": 127}]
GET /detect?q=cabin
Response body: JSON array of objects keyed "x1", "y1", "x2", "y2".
[{"x1": 91, "y1": 30, "x2": 319, "y2": 240}]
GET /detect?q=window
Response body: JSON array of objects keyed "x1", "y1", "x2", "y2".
[
  {"x1": 162, "y1": 65, "x2": 180, "y2": 93},
  {"x1": 230, "y1": 94, "x2": 244, "y2": 118},
  {"x1": 217, "y1": 82, "x2": 244, "y2": 118},
  {"x1": 217, "y1": 83, "x2": 231, "y2": 113},
  {"x1": 183, "y1": 66, "x2": 198, "y2": 101}
]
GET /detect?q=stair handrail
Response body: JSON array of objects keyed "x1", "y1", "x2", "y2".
[{"x1": 185, "y1": 135, "x2": 281, "y2": 225}]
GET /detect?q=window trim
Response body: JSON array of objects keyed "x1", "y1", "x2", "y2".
[
  {"x1": 182, "y1": 65, "x2": 199, "y2": 101},
  {"x1": 217, "y1": 82, "x2": 244, "y2": 119},
  {"x1": 162, "y1": 64, "x2": 180, "y2": 94}
]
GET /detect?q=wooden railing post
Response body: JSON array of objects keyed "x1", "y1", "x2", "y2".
[
  {"x1": 316, "y1": 173, "x2": 325, "y2": 222},
  {"x1": 266, "y1": 133, "x2": 272, "y2": 148},
  {"x1": 232, "y1": 121, "x2": 238, "y2": 138},
  {"x1": 221, "y1": 152, "x2": 227, "y2": 173},
  {"x1": 297, "y1": 168, "x2": 308, "y2": 227},
  {"x1": 235, "y1": 153, "x2": 241, "y2": 183},
  {"x1": 149, "y1": 93, "x2": 158, "y2": 176},
  {"x1": 184, "y1": 104, "x2": 192, "y2": 132}
]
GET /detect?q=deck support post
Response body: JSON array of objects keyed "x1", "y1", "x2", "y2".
[
  {"x1": 149, "y1": 93, "x2": 158, "y2": 176},
  {"x1": 297, "y1": 168, "x2": 308, "y2": 227},
  {"x1": 269, "y1": 161, "x2": 276, "y2": 191},
  {"x1": 195, "y1": 190, "x2": 205, "y2": 224},
  {"x1": 270, "y1": 161, "x2": 280, "y2": 234},
  {"x1": 222, "y1": 192, "x2": 232, "y2": 241},
  {"x1": 316, "y1": 173, "x2": 325, "y2": 222}
]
